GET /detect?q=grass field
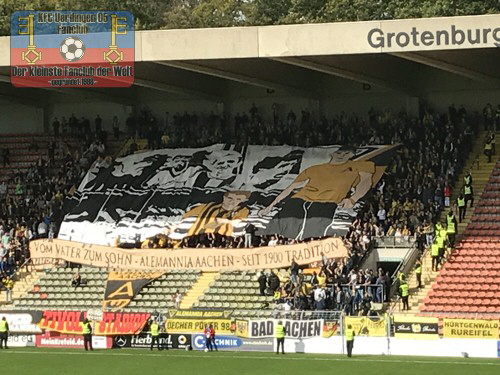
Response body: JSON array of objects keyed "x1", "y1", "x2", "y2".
[{"x1": 1, "y1": 348, "x2": 499, "y2": 375}]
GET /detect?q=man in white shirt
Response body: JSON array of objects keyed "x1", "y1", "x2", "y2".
[
  {"x1": 314, "y1": 286, "x2": 326, "y2": 310},
  {"x1": 268, "y1": 236, "x2": 278, "y2": 246},
  {"x1": 377, "y1": 207, "x2": 386, "y2": 224}
]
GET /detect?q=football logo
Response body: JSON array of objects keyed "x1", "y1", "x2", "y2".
[{"x1": 60, "y1": 36, "x2": 85, "y2": 62}]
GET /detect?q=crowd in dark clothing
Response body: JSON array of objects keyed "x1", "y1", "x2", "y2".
[
  {"x1": 0, "y1": 115, "x2": 115, "y2": 279},
  {"x1": 258, "y1": 259, "x2": 390, "y2": 316},
  {"x1": 0, "y1": 101, "x2": 484, "y2": 310},
  {"x1": 129, "y1": 102, "x2": 480, "y2": 315}
]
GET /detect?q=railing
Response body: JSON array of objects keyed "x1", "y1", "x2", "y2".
[
  {"x1": 8, "y1": 258, "x2": 32, "y2": 283},
  {"x1": 270, "y1": 310, "x2": 343, "y2": 321},
  {"x1": 389, "y1": 239, "x2": 421, "y2": 301},
  {"x1": 373, "y1": 236, "x2": 415, "y2": 248}
]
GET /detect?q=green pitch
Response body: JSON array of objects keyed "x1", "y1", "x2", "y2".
[{"x1": 2, "y1": 348, "x2": 499, "y2": 375}]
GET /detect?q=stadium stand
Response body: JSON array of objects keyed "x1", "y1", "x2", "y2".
[
  {"x1": 392, "y1": 131, "x2": 497, "y2": 314},
  {"x1": 193, "y1": 271, "x2": 274, "y2": 318},
  {"x1": 0, "y1": 103, "x2": 486, "y2": 318},
  {"x1": 9, "y1": 268, "x2": 200, "y2": 312},
  {"x1": 420, "y1": 158, "x2": 500, "y2": 317}
]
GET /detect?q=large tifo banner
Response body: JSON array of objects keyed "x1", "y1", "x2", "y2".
[
  {"x1": 29, "y1": 237, "x2": 347, "y2": 271},
  {"x1": 58, "y1": 144, "x2": 395, "y2": 245},
  {"x1": 102, "y1": 271, "x2": 164, "y2": 311}
]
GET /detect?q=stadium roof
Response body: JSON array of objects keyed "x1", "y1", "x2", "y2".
[{"x1": 0, "y1": 14, "x2": 499, "y2": 104}]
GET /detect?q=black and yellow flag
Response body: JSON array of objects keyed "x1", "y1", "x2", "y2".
[{"x1": 102, "y1": 271, "x2": 164, "y2": 311}]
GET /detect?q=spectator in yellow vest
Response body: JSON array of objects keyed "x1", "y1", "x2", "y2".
[
  {"x1": 457, "y1": 194, "x2": 466, "y2": 223},
  {"x1": 275, "y1": 320, "x2": 286, "y2": 355},
  {"x1": 415, "y1": 261, "x2": 422, "y2": 289},
  {"x1": 2, "y1": 276, "x2": 13, "y2": 304},
  {"x1": 431, "y1": 241, "x2": 440, "y2": 272},
  {"x1": 464, "y1": 184, "x2": 474, "y2": 208},
  {"x1": 345, "y1": 324, "x2": 355, "y2": 357},
  {"x1": 0, "y1": 317, "x2": 9, "y2": 349},
  {"x1": 81, "y1": 318, "x2": 93, "y2": 351},
  {"x1": 399, "y1": 279, "x2": 410, "y2": 311}
]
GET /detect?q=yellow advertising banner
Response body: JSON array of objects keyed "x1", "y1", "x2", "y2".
[
  {"x1": 167, "y1": 310, "x2": 232, "y2": 319},
  {"x1": 166, "y1": 318, "x2": 232, "y2": 334},
  {"x1": 345, "y1": 316, "x2": 387, "y2": 337},
  {"x1": 393, "y1": 316, "x2": 439, "y2": 339},
  {"x1": 29, "y1": 237, "x2": 347, "y2": 271},
  {"x1": 442, "y1": 319, "x2": 499, "y2": 339}
]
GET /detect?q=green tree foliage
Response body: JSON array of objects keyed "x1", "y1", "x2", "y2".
[
  {"x1": 162, "y1": 0, "x2": 251, "y2": 29},
  {"x1": 0, "y1": 0, "x2": 499, "y2": 35}
]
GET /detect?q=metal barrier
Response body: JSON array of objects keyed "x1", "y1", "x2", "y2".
[
  {"x1": 389, "y1": 239, "x2": 421, "y2": 300},
  {"x1": 373, "y1": 236, "x2": 415, "y2": 248},
  {"x1": 271, "y1": 310, "x2": 343, "y2": 321}
]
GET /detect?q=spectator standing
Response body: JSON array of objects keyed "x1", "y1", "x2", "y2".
[
  {"x1": 345, "y1": 324, "x2": 355, "y2": 357},
  {"x1": 443, "y1": 184, "x2": 452, "y2": 207},
  {"x1": 268, "y1": 271, "x2": 280, "y2": 294},
  {"x1": 334, "y1": 285, "x2": 345, "y2": 310},
  {"x1": 313, "y1": 286, "x2": 326, "y2": 310},
  {"x1": 290, "y1": 259, "x2": 299, "y2": 284},
  {"x1": 457, "y1": 194, "x2": 466, "y2": 222},
  {"x1": 258, "y1": 272, "x2": 267, "y2": 296},
  {"x1": 52, "y1": 117, "x2": 60, "y2": 137},
  {"x1": 204, "y1": 324, "x2": 213, "y2": 352},
  {"x1": 275, "y1": 320, "x2": 286, "y2": 355},
  {"x1": 415, "y1": 261, "x2": 423, "y2": 289},
  {"x1": 399, "y1": 278, "x2": 410, "y2": 311},
  {"x1": 376, "y1": 206, "x2": 386, "y2": 230},
  {"x1": 446, "y1": 211, "x2": 457, "y2": 248},
  {"x1": 112, "y1": 115, "x2": 120, "y2": 139},
  {"x1": 149, "y1": 319, "x2": 160, "y2": 351},
  {"x1": 2, "y1": 275, "x2": 13, "y2": 303},
  {"x1": 95, "y1": 115, "x2": 102, "y2": 135},
  {"x1": 431, "y1": 240, "x2": 440, "y2": 272},
  {"x1": 0, "y1": 317, "x2": 9, "y2": 349},
  {"x1": 81, "y1": 318, "x2": 93, "y2": 351},
  {"x1": 171, "y1": 290, "x2": 181, "y2": 309},
  {"x1": 464, "y1": 169, "x2": 473, "y2": 187},
  {"x1": 209, "y1": 324, "x2": 217, "y2": 352},
  {"x1": 484, "y1": 134, "x2": 493, "y2": 163}
]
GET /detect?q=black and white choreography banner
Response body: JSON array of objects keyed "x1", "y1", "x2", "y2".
[{"x1": 59, "y1": 144, "x2": 395, "y2": 245}]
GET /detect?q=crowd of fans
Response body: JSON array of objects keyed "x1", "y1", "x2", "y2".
[
  {"x1": 258, "y1": 258, "x2": 391, "y2": 316},
  {"x1": 0, "y1": 114, "x2": 116, "y2": 296},
  {"x1": 0, "y1": 100, "x2": 488, "y2": 311}
]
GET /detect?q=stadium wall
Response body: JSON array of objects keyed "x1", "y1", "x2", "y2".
[
  {"x1": 52, "y1": 101, "x2": 131, "y2": 132},
  {"x1": 47, "y1": 84, "x2": 500, "y2": 134},
  {"x1": 283, "y1": 337, "x2": 499, "y2": 358},
  {"x1": 428, "y1": 89, "x2": 500, "y2": 113},
  {"x1": 0, "y1": 100, "x2": 44, "y2": 134}
]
